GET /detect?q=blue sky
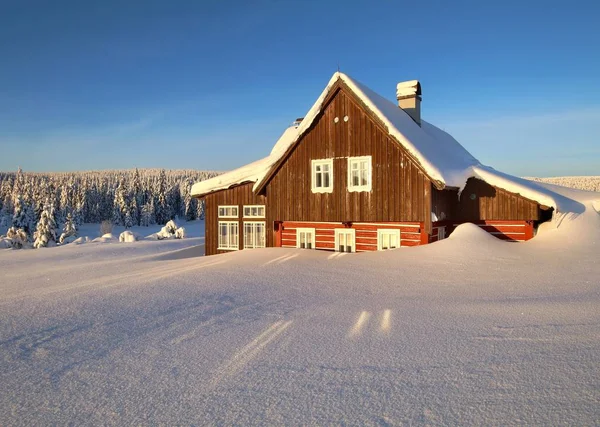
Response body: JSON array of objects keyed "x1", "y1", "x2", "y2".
[{"x1": 1, "y1": 0, "x2": 599, "y2": 177}]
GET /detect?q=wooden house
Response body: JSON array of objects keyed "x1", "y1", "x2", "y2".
[{"x1": 192, "y1": 73, "x2": 554, "y2": 255}]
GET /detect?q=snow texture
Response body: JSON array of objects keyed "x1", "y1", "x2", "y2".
[{"x1": 0, "y1": 191, "x2": 599, "y2": 425}]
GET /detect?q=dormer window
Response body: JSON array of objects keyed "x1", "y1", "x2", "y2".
[
  {"x1": 348, "y1": 156, "x2": 372, "y2": 192},
  {"x1": 311, "y1": 159, "x2": 333, "y2": 193}
]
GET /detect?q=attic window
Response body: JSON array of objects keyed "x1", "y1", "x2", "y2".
[
  {"x1": 218, "y1": 205, "x2": 238, "y2": 218},
  {"x1": 347, "y1": 156, "x2": 372, "y2": 192},
  {"x1": 311, "y1": 159, "x2": 333, "y2": 193},
  {"x1": 243, "y1": 205, "x2": 265, "y2": 218}
]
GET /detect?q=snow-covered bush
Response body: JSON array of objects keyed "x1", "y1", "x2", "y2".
[
  {"x1": 6, "y1": 227, "x2": 28, "y2": 249},
  {"x1": 92, "y1": 233, "x2": 117, "y2": 243},
  {"x1": 119, "y1": 230, "x2": 141, "y2": 243},
  {"x1": 175, "y1": 227, "x2": 186, "y2": 239},
  {"x1": 155, "y1": 219, "x2": 186, "y2": 240},
  {"x1": 33, "y1": 202, "x2": 58, "y2": 248},
  {"x1": 59, "y1": 212, "x2": 78, "y2": 244},
  {"x1": 164, "y1": 220, "x2": 177, "y2": 235},
  {"x1": 100, "y1": 220, "x2": 113, "y2": 235}
]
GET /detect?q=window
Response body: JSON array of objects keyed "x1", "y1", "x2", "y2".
[
  {"x1": 218, "y1": 205, "x2": 238, "y2": 218},
  {"x1": 311, "y1": 159, "x2": 333, "y2": 193},
  {"x1": 244, "y1": 222, "x2": 266, "y2": 249},
  {"x1": 378, "y1": 229, "x2": 400, "y2": 251},
  {"x1": 243, "y1": 205, "x2": 265, "y2": 218},
  {"x1": 218, "y1": 221, "x2": 239, "y2": 250},
  {"x1": 335, "y1": 228, "x2": 355, "y2": 253},
  {"x1": 296, "y1": 228, "x2": 315, "y2": 249},
  {"x1": 347, "y1": 156, "x2": 372, "y2": 192}
]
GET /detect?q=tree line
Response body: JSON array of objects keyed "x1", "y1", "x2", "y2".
[{"x1": 0, "y1": 168, "x2": 218, "y2": 239}]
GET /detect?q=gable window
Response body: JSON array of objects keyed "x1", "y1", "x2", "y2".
[
  {"x1": 347, "y1": 156, "x2": 372, "y2": 192},
  {"x1": 378, "y1": 229, "x2": 400, "y2": 250},
  {"x1": 243, "y1": 205, "x2": 265, "y2": 218},
  {"x1": 218, "y1": 221, "x2": 239, "y2": 250},
  {"x1": 296, "y1": 228, "x2": 315, "y2": 249},
  {"x1": 243, "y1": 221, "x2": 266, "y2": 249},
  {"x1": 311, "y1": 159, "x2": 333, "y2": 193},
  {"x1": 218, "y1": 205, "x2": 238, "y2": 218}
]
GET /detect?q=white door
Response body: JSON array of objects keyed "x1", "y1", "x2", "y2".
[{"x1": 335, "y1": 229, "x2": 355, "y2": 253}]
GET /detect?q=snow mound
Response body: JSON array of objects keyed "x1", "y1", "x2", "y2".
[
  {"x1": 448, "y1": 222, "x2": 500, "y2": 243},
  {"x1": 119, "y1": 231, "x2": 141, "y2": 243},
  {"x1": 72, "y1": 236, "x2": 91, "y2": 245},
  {"x1": 92, "y1": 233, "x2": 118, "y2": 243},
  {"x1": 593, "y1": 200, "x2": 600, "y2": 214},
  {"x1": 0, "y1": 238, "x2": 12, "y2": 249}
]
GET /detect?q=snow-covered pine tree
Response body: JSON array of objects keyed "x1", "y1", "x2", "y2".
[
  {"x1": 59, "y1": 212, "x2": 78, "y2": 244},
  {"x1": 154, "y1": 169, "x2": 169, "y2": 224},
  {"x1": 12, "y1": 195, "x2": 35, "y2": 238},
  {"x1": 124, "y1": 210, "x2": 133, "y2": 229},
  {"x1": 132, "y1": 168, "x2": 142, "y2": 225},
  {"x1": 196, "y1": 199, "x2": 205, "y2": 220},
  {"x1": 140, "y1": 199, "x2": 155, "y2": 227},
  {"x1": 112, "y1": 179, "x2": 128, "y2": 225},
  {"x1": 33, "y1": 201, "x2": 58, "y2": 248}
]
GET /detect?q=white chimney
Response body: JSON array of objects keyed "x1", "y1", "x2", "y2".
[{"x1": 396, "y1": 80, "x2": 422, "y2": 126}]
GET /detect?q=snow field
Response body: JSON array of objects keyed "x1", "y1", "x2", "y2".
[{"x1": 0, "y1": 190, "x2": 599, "y2": 425}]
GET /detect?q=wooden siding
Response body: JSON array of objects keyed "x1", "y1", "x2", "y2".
[
  {"x1": 280, "y1": 221, "x2": 425, "y2": 251},
  {"x1": 264, "y1": 85, "x2": 432, "y2": 235},
  {"x1": 203, "y1": 183, "x2": 267, "y2": 256},
  {"x1": 455, "y1": 178, "x2": 540, "y2": 221}
]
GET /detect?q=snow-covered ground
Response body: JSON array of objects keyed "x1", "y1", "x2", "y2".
[{"x1": 1, "y1": 194, "x2": 600, "y2": 425}]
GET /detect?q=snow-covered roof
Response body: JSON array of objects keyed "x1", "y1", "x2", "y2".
[
  {"x1": 252, "y1": 72, "x2": 479, "y2": 191},
  {"x1": 190, "y1": 125, "x2": 299, "y2": 197},
  {"x1": 192, "y1": 72, "x2": 574, "y2": 211}
]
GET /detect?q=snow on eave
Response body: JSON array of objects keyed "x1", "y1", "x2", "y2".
[
  {"x1": 469, "y1": 165, "x2": 570, "y2": 212},
  {"x1": 191, "y1": 125, "x2": 300, "y2": 198},
  {"x1": 190, "y1": 157, "x2": 270, "y2": 198}
]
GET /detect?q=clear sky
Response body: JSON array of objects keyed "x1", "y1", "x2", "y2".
[{"x1": 1, "y1": 0, "x2": 599, "y2": 177}]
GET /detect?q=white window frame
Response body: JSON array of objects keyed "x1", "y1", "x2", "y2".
[
  {"x1": 311, "y1": 159, "x2": 334, "y2": 193},
  {"x1": 218, "y1": 221, "x2": 239, "y2": 250},
  {"x1": 243, "y1": 221, "x2": 266, "y2": 249},
  {"x1": 218, "y1": 205, "x2": 239, "y2": 218},
  {"x1": 296, "y1": 228, "x2": 316, "y2": 249},
  {"x1": 243, "y1": 205, "x2": 265, "y2": 218},
  {"x1": 347, "y1": 156, "x2": 372, "y2": 192},
  {"x1": 377, "y1": 229, "x2": 400, "y2": 251},
  {"x1": 334, "y1": 228, "x2": 356, "y2": 253}
]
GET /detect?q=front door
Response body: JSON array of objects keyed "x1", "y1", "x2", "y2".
[{"x1": 335, "y1": 229, "x2": 355, "y2": 253}]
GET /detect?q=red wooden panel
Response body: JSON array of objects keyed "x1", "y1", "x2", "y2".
[
  {"x1": 356, "y1": 244, "x2": 378, "y2": 252},
  {"x1": 316, "y1": 242, "x2": 335, "y2": 249}
]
